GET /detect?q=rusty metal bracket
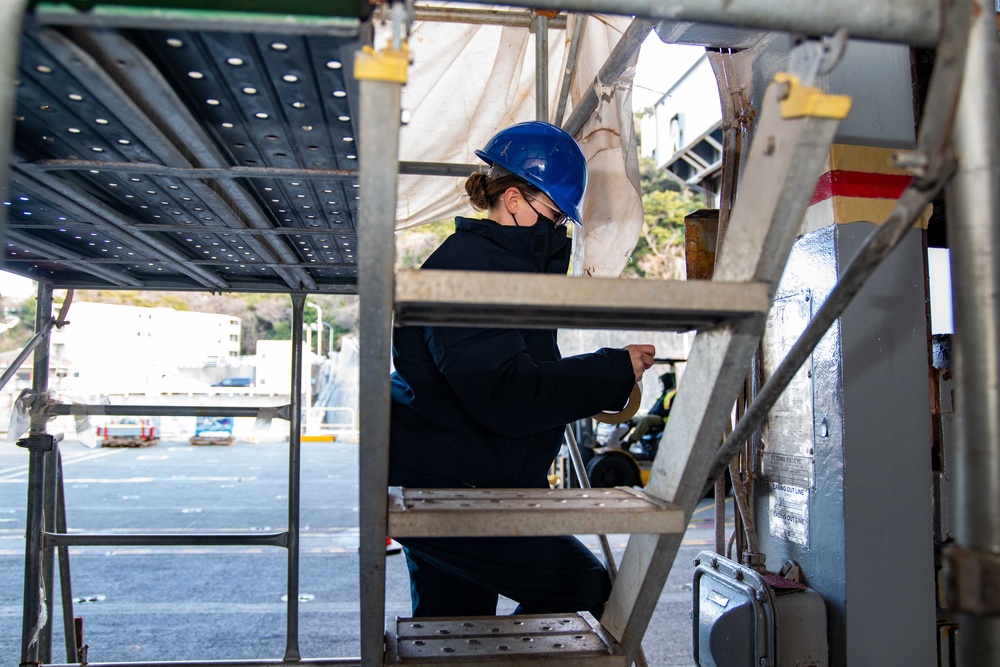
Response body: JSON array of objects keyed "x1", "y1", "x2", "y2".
[{"x1": 942, "y1": 543, "x2": 1000, "y2": 615}]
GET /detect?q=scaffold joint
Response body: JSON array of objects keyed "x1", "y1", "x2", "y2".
[
  {"x1": 16, "y1": 432, "x2": 57, "y2": 452},
  {"x1": 774, "y1": 72, "x2": 851, "y2": 120},
  {"x1": 354, "y1": 42, "x2": 408, "y2": 84}
]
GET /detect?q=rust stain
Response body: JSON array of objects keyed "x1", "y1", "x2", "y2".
[{"x1": 684, "y1": 210, "x2": 720, "y2": 280}]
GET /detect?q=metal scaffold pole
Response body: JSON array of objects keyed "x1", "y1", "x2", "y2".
[
  {"x1": 946, "y1": 2, "x2": 1000, "y2": 663},
  {"x1": 469, "y1": 0, "x2": 940, "y2": 46},
  {"x1": 535, "y1": 11, "x2": 549, "y2": 122},
  {"x1": 19, "y1": 284, "x2": 54, "y2": 665},
  {"x1": 354, "y1": 10, "x2": 406, "y2": 662},
  {"x1": 285, "y1": 294, "x2": 306, "y2": 661}
]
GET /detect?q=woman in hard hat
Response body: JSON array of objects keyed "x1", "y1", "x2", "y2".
[{"x1": 389, "y1": 121, "x2": 655, "y2": 619}]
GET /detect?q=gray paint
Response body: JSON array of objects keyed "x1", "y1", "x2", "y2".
[
  {"x1": 827, "y1": 41, "x2": 917, "y2": 149},
  {"x1": 740, "y1": 33, "x2": 934, "y2": 665},
  {"x1": 837, "y1": 223, "x2": 935, "y2": 665},
  {"x1": 734, "y1": 36, "x2": 916, "y2": 151},
  {"x1": 755, "y1": 223, "x2": 936, "y2": 667}
]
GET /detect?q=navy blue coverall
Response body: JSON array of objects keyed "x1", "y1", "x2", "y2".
[{"x1": 389, "y1": 216, "x2": 636, "y2": 618}]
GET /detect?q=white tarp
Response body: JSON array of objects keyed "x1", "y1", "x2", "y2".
[{"x1": 389, "y1": 8, "x2": 643, "y2": 278}]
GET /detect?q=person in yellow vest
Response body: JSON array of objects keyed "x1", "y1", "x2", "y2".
[{"x1": 624, "y1": 371, "x2": 676, "y2": 448}]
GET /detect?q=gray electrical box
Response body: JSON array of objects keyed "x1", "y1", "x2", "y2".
[{"x1": 693, "y1": 551, "x2": 828, "y2": 667}]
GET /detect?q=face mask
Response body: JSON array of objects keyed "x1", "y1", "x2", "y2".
[{"x1": 524, "y1": 198, "x2": 569, "y2": 228}]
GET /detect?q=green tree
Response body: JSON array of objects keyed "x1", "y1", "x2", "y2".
[
  {"x1": 396, "y1": 218, "x2": 455, "y2": 269},
  {"x1": 624, "y1": 157, "x2": 705, "y2": 279},
  {"x1": 0, "y1": 296, "x2": 37, "y2": 353}
]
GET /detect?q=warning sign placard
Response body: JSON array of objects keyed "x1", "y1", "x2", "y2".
[{"x1": 769, "y1": 482, "x2": 809, "y2": 546}]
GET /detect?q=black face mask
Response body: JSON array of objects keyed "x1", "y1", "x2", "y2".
[
  {"x1": 522, "y1": 198, "x2": 569, "y2": 229},
  {"x1": 507, "y1": 197, "x2": 571, "y2": 272},
  {"x1": 528, "y1": 213, "x2": 570, "y2": 272}
]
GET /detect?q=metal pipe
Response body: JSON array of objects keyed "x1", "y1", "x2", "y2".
[
  {"x1": 563, "y1": 426, "x2": 616, "y2": 574},
  {"x1": 40, "y1": 443, "x2": 59, "y2": 663},
  {"x1": 535, "y1": 13, "x2": 550, "y2": 122},
  {"x1": 285, "y1": 294, "x2": 305, "y2": 662},
  {"x1": 54, "y1": 453, "x2": 79, "y2": 664},
  {"x1": 33, "y1": 4, "x2": 361, "y2": 36},
  {"x1": 9, "y1": 222, "x2": 351, "y2": 235},
  {"x1": 51, "y1": 404, "x2": 290, "y2": 418},
  {"x1": 20, "y1": 284, "x2": 53, "y2": 665},
  {"x1": 563, "y1": 426, "x2": 649, "y2": 667},
  {"x1": 42, "y1": 660, "x2": 361, "y2": 667},
  {"x1": 707, "y1": 51, "x2": 741, "y2": 231},
  {"x1": 0, "y1": 0, "x2": 31, "y2": 249},
  {"x1": 376, "y1": 4, "x2": 567, "y2": 29},
  {"x1": 45, "y1": 532, "x2": 289, "y2": 548},
  {"x1": 708, "y1": 0, "x2": 971, "y2": 487},
  {"x1": 562, "y1": 17, "x2": 656, "y2": 138},
  {"x1": 6, "y1": 229, "x2": 147, "y2": 288},
  {"x1": 4, "y1": 255, "x2": 340, "y2": 271},
  {"x1": 30, "y1": 281, "x2": 53, "y2": 441},
  {"x1": 553, "y1": 14, "x2": 586, "y2": 127},
  {"x1": 357, "y1": 75, "x2": 402, "y2": 667},
  {"x1": 0, "y1": 318, "x2": 55, "y2": 392},
  {"x1": 20, "y1": 449, "x2": 46, "y2": 665},
  {"x1": 462, "y1": 0, "x2": 940, "y2": 47},
  {"x1": 11, "y1": 168, "x2": 223, "y2": 289},
  {"x1": 947, "y1": 0, "x2": 1000, "y2": 661},
  {"x1": 25, "y1": 159, "x2": 481, "y2": 179},
  {"x1": 37, "y1": 287, "x2": 57, "y2": 663}
]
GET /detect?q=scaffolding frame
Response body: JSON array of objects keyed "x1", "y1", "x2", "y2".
[{"x1": 3, "y1": 1, "x2": 998, "y2": 666}]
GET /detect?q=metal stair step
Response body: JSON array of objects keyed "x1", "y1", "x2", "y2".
[
  {"x1": 385, "y1": 613, "x2": 626, "y2": 666},
  {"x1": 387, "y1": 487, "x2": 684, "y2": 538},
  {"x1": 395, "y1": 269, "x2": 769, "y2": 330}
]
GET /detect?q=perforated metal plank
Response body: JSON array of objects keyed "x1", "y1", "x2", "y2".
[
  {"x1": 387, "y1": 487, "x2": 684, "y2": 538},
  {"x1": 7, "y1": 18, "x2": 362, "y2": 291},
  {"x1": 386, "y1": 613, "x2": 626, "y2": 666},
  {"x1": 395, "y1": 269, "x2": 770, "y2": 331}
]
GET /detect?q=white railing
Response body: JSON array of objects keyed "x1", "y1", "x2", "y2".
[{"x1": 303, "y1": 406, "x2": 358, "y2": 442}]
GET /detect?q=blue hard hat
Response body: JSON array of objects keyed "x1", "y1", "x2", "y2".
[{"x1": 475, "y1": 121, "x2": 588, "y2": 226}]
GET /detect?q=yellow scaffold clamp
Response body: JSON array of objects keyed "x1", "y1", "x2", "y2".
[
  {"x1": 774, "y1": 72, "x2": 852, "y2": 120},
  {"x1": 354, "y1": 41, "x2": 409, "y2": 84}
]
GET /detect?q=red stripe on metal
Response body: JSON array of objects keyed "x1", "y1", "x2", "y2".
[{"x1": 810, "y1": 170, "x2": 913, "y2": 206}]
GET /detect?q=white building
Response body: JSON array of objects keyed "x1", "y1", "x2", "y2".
[
  {"x1": 638, "y1": 48, "x2": 723, "y2": 199},
  {"x1": 49, "y1": 301, "x2": 241, "y2": 394}
]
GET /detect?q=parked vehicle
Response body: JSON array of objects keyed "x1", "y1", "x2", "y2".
[{"x1": 212, "y1": 377, "x2": 254, "y2": 387}]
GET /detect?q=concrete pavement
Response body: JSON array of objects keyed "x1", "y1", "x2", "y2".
[{"x1": 1, "y1": 438, "x2": 726, "y2": 665}]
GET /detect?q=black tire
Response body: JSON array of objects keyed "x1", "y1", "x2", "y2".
[{"x1": 585, "y1": 452, "x2": 640, "y2": 488}]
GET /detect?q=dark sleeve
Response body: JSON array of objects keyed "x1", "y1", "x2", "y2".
[{"x1": 425, "y1": 325, "x2": 635, "y2": 439}]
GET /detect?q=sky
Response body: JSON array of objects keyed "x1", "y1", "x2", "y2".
[
  {"x1": 0, "y1": 34, "x2": 704, "y2": 302},
  {"x1": 632, "y1": 35, "x2": 705, "y2": 112}
]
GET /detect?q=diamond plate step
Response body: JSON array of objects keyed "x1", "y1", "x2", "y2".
[
  {"x1": 394, "y1": 269, "x2": 770, "y2": 331},
  {"x1": 387, "y1": 487, "x2": 684, "y2": 538},
  {"x1": 385, "y1": 613, "x2": 626, "y2": 666}
]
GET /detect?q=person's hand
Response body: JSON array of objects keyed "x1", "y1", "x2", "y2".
[{"x1": 624, "y1": 344, "x2": 655, "y2": 383}]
